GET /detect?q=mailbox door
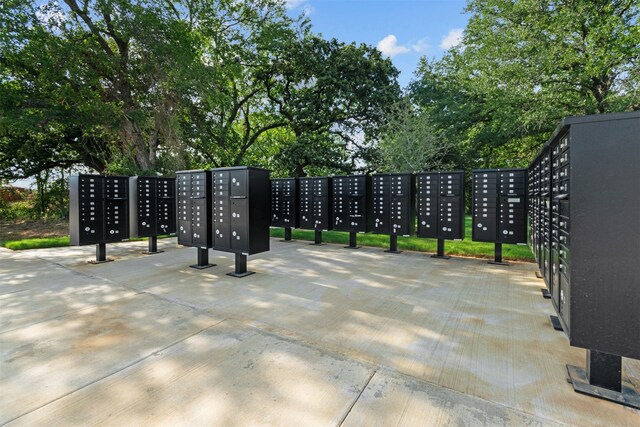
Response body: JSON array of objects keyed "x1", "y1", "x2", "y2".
[
  {"x1": 230, "y1": 170, "x2": 247, "y2": 198},
  {"x1": 230, "y1": 198, "x2": 249, "y2": 252},
  {"x1": 79, "y1": 199, "x2": 104, "y2": 244},
  {"x1": 439, "y1": 196, "x2": 462, "y2": 239}
]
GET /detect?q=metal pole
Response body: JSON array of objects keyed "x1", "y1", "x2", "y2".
[
  {"x1": 190, "y1": 247, "x2": 215, "y2": 269},
  {"x1": 96, "y1": 243, "x2": 106, "y2": 262},
  {"x1": 345, "y1": 231, "x2": 359, "y2": 249},
  {"x1": 284, "y1": 227, "x2": 292, "y2": 241},
  {"x1": 310, "y1": 229, "x2": 323, "y2": 245},
  {"x1": 227, "y1": 253, "x2": 255, "y2": 278},
  {"x1": 385, "y1": 234, "x2": 402, "y2": 254},
  {"x1": 148, "y1": 236, "x2": 158, "y2": 253},
  {"x1": 488, "y1": 242, "x2": 509, "y2": 266},
  {"x1": 431, "y1": 238, "x2": 451, "y2": 259}
]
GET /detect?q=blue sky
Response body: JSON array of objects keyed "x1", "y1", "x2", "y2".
[{"x1": 285, "y1": 0, "x2": 470, "y2": 87}]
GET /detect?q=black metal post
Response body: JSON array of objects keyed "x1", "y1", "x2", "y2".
[
  {"x1": 227, "y1": 253, "x2": 255, "y2": 278},
  {"x1": 345, "y1": 231, "x2": 360, "y2": 249},
  {"x1": 190, "y1": 247, "x2": 215, "y2": 269},
  {"x1": 144, "y1": 235, "x2": 163, "y2": 254},
  {"x1": 431, "y1": 238, "x2": 450, "y2": 259},
  {"x1": 283, "y1": 227, "x2": 293, "y2": 241},
  {"x1": 89, "y1": 243, "x2": 113, "y2": 264},
  {"x1": 586, "y1": 350, "x2": 622, "y2": 392},
  {"x1": 310, "y1": 230, "x2": 324, "y2": 245},
  {"x1": 385, "y1": 234, "x2": 402, "y2": 254},
  {"x1": 488, "y1": 242, "x2": 509, "y2": 266},
  {"x1": 566, "y1": 349, "x2": 638, "y2": 410}
]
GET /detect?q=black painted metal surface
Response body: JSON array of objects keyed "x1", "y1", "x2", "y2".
[
  {"x1": 471, "y1": 168, "x2": 528, "y2": 244},
  {"x1": 211, "y1": 167, "x2": 271, "y2": 256},
  {"x1": 129, "y1": 176, "x2": 176, "y2": 238},
  {"x1": 371, "y1": 173, "x2": 415, "y2": 237},
  {"x1": 416, "y1": 171, "x2": 465, "y2": 241},
  {"x1": 298, "y1": 177, "x2": 334, "y2": 231},
  {"x1": 528, "y1": 111, "x2": 640, "y2": 360},
  {"x1": 176, "y1": 170, "x2": 212, "y2": 249},
  {"x1": 69, "y1": 174, "x2": 130, "y2": 246}
]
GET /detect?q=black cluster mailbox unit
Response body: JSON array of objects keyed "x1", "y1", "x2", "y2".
[
  {"x1": 471, "y1": 168, "x2": 528, "y2": 264},
  {"x1": 298, "y1": 177, "x2": 333, "y2": 245},
  {"x1": 528, "y1": 112, "x2": 640, "y2": 408},
  {"x1": 371, "y1": 173, "x2": 415, "y2": 253},
  {"x1": 69, "y1": 174, "x2": 129, "y2": 263},
  {"x1": 211, "y1": 167, "x2": 271, "y2": 277},
  {"x1": 416, "y1": 171, "x2": 465, "y2": 258},
  {"x1": 129, "y1": 176, "x2": 176, "y2": 254},
  {"x1": 332, "y1": 175, "x2": 373, "y2": 248},
  {"x1": 176, "y1": 170, "x2": 214, "y2": 269},
  {"x1": 270, "y1": 178, "x2": 299, "y2": 241}
]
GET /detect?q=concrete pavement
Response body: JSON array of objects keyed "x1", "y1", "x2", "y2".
[{"x1": 1, "y1": 239, "x2": 639, "y2": 426}]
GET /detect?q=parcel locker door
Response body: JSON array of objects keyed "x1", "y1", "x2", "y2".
[
  {"x1": 438, "y1": 196, "x2": 463, "y2": 239},
  {"x1": 214, "y1": 195, "x2": 231, "y2": 249},
  {"x1": 230, "y1": 170, "x2": 247, "y2": 198},
  {"x1": 417, "y1": 194, "x2": 438, "y2": 238},
  {"x1": 349, "y1": 196, "x2": 365, "y2": 232},
  {"x1": 191, "y1": 198, "x2": 208, "y2": 247},
  {"x1": 178, "y1": 220, "x2": 192, "y2": 246},
  {"x1": 156, "y1": 199, "x2": 175, "y2": 234},
  {"x1": 230, "y1": 198, "x2": 248, "y2": 252},
  {"x1": 390, "y1": 194, "x2": 410, "y2": 236},
  {"x1": 498, "y1": 196, "x2": 526, "y2": 244},
  {"x1": 105, "y1": 199, "x2": 128, "y2": 242},
  {"x1": 79, "y1": 199, "x2": 104, "y2": 244},
  {"x1": 371, "y1": 176, "x2": 389, "y2": 234}
]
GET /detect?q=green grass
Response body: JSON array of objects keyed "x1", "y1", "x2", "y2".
[
  {"x1": 3, "y1": 236, "x2": 71, "y2": 250},
  {"x1": 3, "y1": 218, "x2": 534, "y2": 261},
  {"x1": 2, "y1": 234, "x2": 174, "y2": 251},
  {"x1": 270, "y1": 216, "x2": 534, "y2": 262}
]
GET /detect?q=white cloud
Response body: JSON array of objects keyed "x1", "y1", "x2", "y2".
[
  {"x1": 302, "y1": 4, "x2": 315, "y2": 16},
  {"x1": 377, "y1": 35, "x2": 430, "y2": 58},
  {"x1": 440, "y1": 28, "x2": 464, "y2": 50},
  {"x1": 285, "y1": 0, "x2": 307, "y2": 9},
  {"x1": 377, "y1": 35, "x2": 410, "y2": 58},
  {"x1": 411, "y1": 38, "x2": 430, "y2": 53}
]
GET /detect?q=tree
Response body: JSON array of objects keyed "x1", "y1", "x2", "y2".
[
  {"x1": 377, "y1": 101, "x2": 454, "y2": 173},
  {"x1": 261, "y1": 32, "x2": 402, "y2": 176},
  {"x1": 411, "y1": 0, "x2": 640, "y2": 168}
]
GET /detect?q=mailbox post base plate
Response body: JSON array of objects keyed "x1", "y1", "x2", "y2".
[{"x1": 567, "y1": 364, "x2": 640, "y2": 410}]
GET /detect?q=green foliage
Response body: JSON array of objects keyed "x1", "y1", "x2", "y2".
[
  {"x1": 377, "y1": 101, "x2": 455, "y2": 173},
  {"x1": 3, "y1": 236, "x2": 70, "y2": 250},
  {"x1": 270, "y1": 216, "x2": 534, "y2": 261},
  {"x1": 411, "y1": 0, "x2": 640, "y2": 169},
  {"x1": 1, "y1": 0, "x2": 401, "y2": 182}
]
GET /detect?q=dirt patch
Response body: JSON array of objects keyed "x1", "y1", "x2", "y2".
[{"x1": 0, "y1": 219, "x2": 69, "y2": 243}]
